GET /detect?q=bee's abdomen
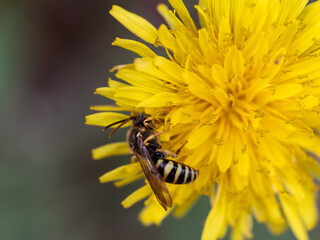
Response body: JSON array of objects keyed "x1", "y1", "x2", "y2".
[{"x1": 155, "y1": 159, "x2": 198, "y2": 184}]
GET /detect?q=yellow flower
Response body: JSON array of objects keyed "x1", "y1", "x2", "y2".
[{"x1": 86, "y1": 0, "x2": 320, "y2": 239}]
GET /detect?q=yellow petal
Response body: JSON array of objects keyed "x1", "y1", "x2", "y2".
[
  {"x1": 92, "y1": 142, "x2": 129, "y2": 160},
  {"x1": 212, "y1": 64, "x2": 228, "y2": 86},
  {"x1": 115, "y1": 87, "x2": 153, "y2": 103},
  {"x1": 186, "y1": 125, "x2": 214, "y2": 150},
  {"x1": 198, "y1": 28, "x2": 216, "y2": 65},
  {"x1": 114, "y1": 173, "x2": 144, "y2": 187},
  {"x1": 90, "y1": 105, "x2": 133, "y2": 112},
  {"x1": 231, "y1": 213, "x2": 253, "y2": 240},
  {"x1": 153, "y1": 56, "x2": 185, "y2": 84},
  {"x1": 278, "y1": 0, "x2": 308, "y2": 26},
  {"x1": 85, "y1": 112, "x2": 130, "y2": 127},
  {"x1": 122, "y1": 185, "x2": 151, "y2": 208},
  {"x1": 195, "y1": 3, "x2": 210, "y2": 30},
  {"x1": 202, "y1": 186, "x2": 228, "y2": 240},
  {"x1": 218, "y1": 17, "x2": 232, "y2": 54},
  {"x1": 94, "y1": 87, "x2": 115, "y2": 99},
  {"x1": 173, "y1": 194, "x2": 198, "y2": 218},
  {"x1": 299, "y1": 95, "x2": 319, "y2": 110},
  {"x1": 157, "y1": 4, "x2": 180, "y2": 30},
  {"x1": 274, "y1": 83, "x2": 303, "y2": 99},
  {"x1": 134, "y1": 58, "x2": 182, "y2": 86},
  {"x1": 298, "y1": 155, "x2": 320, "y2": 180},
  {"x1": 231, "y1": 47, "x2": 245, "y2": 80},
  {"x1": 174, "y1": 30, "x2": 199, "y2": 56},
  {"x1": 99, "y1": 162, "x2": 141, "y2": 183},
  {"x1": 216, "y1": 126, "x2": 233, "y2": 172},
  {"x1": 210, "y1": 0, "x2": 230, "y2": 28},
  {"x1": 108, "y1": 78, "x2": 129, "y2": 88},
  {"x1": 298, "y1": 1, "x2": 320, "y2": 24},
  {"x1": 110, "y1": 5, "x2": 158, "y2": 44},
  {"x1": 116, "y1": 68, "x2": 175, "y2": 93},
  {"x1": 139, "y1": 202, "x2": 171, "y2": 226},
  {"x1": 242, "y1": 31, "x2": 265, "y2": 58},
  {"x1": 170, "y1": 107, "x2": 183, "y2": 126},
  {"x1": 157, "y1": 24, "x2": 183, "y2": 53},
  {"x1": 271, "y1": 22, "x2": 299, "y2": 52},
  {"x1": 137, "y1": 92, "x2": 183, "y2": 108},
  {"x1": 235, "y1": 135, "x2": 251, "y2": 177},
  {"x1": 279, "y1": 193, "x2": 309, "y2": 240},
  {"x1": 278, "y1": 59, "x2": 320, "y2": 83},
  {"x1": 112, "y1": 38, "x2": 156, "y2": 58},
  {"x1": 299, "y1": 191, "x2": 318, "y2": 230},
  {"x1": 287, "y1": 20, "x2": 320, "y2": 55},
  {"x1": 188, "y1": 82, "x2": 217, "y2": 105},
  {"x1": 168, "y1": 0, "x2": 197, "y2": 34},
  {"x1": 255, "y1": 83, "x2": 303, "y2": 105}
]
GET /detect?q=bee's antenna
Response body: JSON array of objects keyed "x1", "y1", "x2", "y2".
[{"x1": 102, "y1": 117, "x2": 134, "y2": 138}]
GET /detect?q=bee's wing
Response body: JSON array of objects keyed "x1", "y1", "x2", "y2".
[{"x1": 137, "y1": 138, "x2": 172, "y2": 210}]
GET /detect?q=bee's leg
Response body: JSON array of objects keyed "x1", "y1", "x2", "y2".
[
  {"x1": 154, "y1": 150, "x2": 166, "y2": 159},
  {"x1": 143, "y1": 116, "x2": 154, "y2": 129},
  {"x1": 146, "y1": 142, "x2": 159, "y2": 148},
  {"x1": 175, "y1": 141, "x2": 188, "y2": 155},
  {"x1": 131, "y1": 155, "x2": 137, "y2": 163},
  {"x1": 144, "y1": 131, "x2": 167, "y2": 146},
  {"x1": 144, "y1": 116, "x2": 153, "y2": 123},
  {"x1": 162, "y1": 150, "x2": 177, "y2": 158},
  {"x1": 162, "y1": 141, "x2": 188, "y2": 158}
]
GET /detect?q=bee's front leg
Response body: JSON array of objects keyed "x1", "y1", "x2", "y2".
[
  {"x1": 143, "y1": 131, "x2": 167, "y2": 146},
  {"x1": 143, "y1": 116, "x2": 154, "y2": 129}
]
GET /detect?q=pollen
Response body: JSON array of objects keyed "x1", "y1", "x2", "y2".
[{"x1": 86, "y1": 1, "x2": 320, "y2": 240}]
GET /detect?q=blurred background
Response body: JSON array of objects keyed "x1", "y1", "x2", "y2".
[{"x1": 0, "y1": 0, "x2": 319, "y2": 239}]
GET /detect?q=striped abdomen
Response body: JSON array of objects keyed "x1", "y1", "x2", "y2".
[{"x1": 155, "y1": 159, "x2": 199, "y2": 184}]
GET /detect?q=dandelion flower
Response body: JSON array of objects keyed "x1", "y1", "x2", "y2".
[{"x1": 86, "y1": 0, "x2": 320, "y2": 239}]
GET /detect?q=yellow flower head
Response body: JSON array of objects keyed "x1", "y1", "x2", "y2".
[{"x1": 86, "y1": 0, "x2": 320, "y2": 239}]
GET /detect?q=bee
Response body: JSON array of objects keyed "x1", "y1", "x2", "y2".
[{"x1": 103, "y1": 113, "x2": 199, "y2": 210}]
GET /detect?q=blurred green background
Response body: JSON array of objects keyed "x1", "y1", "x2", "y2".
[{"x1": 0, "y1": 0, "x2": 319, "y2": 239}]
